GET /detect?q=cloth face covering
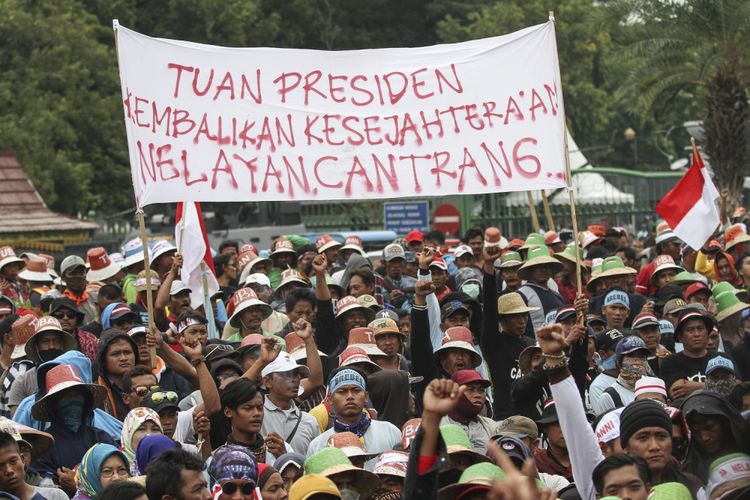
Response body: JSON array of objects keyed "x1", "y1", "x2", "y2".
[
  {"x1": 56, "y1": 394, "x2": 85, "y2": 432},
  {"x1": 618, "y1": 358, "x2": 653, "y2": 390}
]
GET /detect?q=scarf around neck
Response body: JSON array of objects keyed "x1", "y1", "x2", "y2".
[{"x1": 333, "y1": 413, "x2": 371, "y2": 438}]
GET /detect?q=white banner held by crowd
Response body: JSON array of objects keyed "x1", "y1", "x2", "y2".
[{"x1": 114, "y1": 20, "x2": 568, "y2": 207}]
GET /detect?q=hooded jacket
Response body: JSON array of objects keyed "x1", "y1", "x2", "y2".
[
  {"x1": 12, "y1": 351, "x2": 123, "y2": 437},
  {"x1": 97, "y1": 328, "x2": 141, "y2": 421}
]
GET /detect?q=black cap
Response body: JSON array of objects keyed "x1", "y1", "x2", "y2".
[
  {"x1": 594, "y1": 329, "x2": 624, "y2": 351},
  {"x1": 50, "y1": 297, "x2": 85, "y2": 323},
  {"x1": 536, "y1": 401, "x2": 559, "y2": 425},
  {"x1": 140, "y1": 389, "x2": 180, "y2": 413},
  {"x1": 489, "y1": 435, "x2": 533, "y2": 469}
]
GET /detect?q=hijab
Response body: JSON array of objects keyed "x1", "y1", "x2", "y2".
[
  {"x1": 73, "y1": 444, "x2": 129, "y2": 500},
  {"x1": 340, "y1": 254, "x2": 372, "y2": 292},
  {"x1": 120, "y1": 407, "x2": 163, "y2": 473},
  {"x1": 135, "y1": 434, "x2": 176, "y2": 476}
]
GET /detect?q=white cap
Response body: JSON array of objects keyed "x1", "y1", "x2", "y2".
[
  {"x1": 261, "y1": 351, "x2": 310, "y2": 381},
  {"x1": 595, "y1": 407, "x2": 624, "y2": 444},
  {"x1": 60, "y1": 255, "x2": 86, "y2": 276},
  {"x1": 246, "y1": 273, "x2": 271, "y2": 288},
  {"x1": 383, "y1": 243, "x2": 405, "y2": 262},
  {"x1": 634, "y1": 376, "x2": 668, "y2": 399},
  {"x1": 170, "y1": 280, "x2": 191, "y2": 296}
]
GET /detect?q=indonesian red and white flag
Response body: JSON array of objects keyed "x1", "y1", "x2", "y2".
[
  {"x1": 175, "y1": 202, "x2": 219, "y2": 309},
  {"x1": 656, "y1": 144, "x2": 720, "y2": 250}
]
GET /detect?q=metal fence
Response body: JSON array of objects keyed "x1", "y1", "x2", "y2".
[{"x1": 301, "y1": 167, "x2": 684, "y2": 236}]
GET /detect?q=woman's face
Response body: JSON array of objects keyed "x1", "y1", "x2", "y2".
[
  {"x1": 717, "y1": 256, "x2": 732, "y2": 278},
  {"x1": 99, "y1": 454, "x2": 129, "y2": 490},
  {"x1": 280, "y1": 466, "x2": 299, "y2": 493},
  {"x1": 261, "y1": 472, "x2": 288, "y2": 500},
  {"x1": 131, "y1": 420, "x2": 162, "y2": 452}
]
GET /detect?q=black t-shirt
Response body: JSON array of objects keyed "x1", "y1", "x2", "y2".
[
  {"x1": 489, "y1": 333, "x2": 535, "y2": 419},
  {"x1": 660, "y1": 351, "x2": 726, "y2": 390}
]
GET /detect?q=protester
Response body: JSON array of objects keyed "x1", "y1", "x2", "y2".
[
  {"x1": 72, "y1": 444, "x2": 130, "y2": 500},
  {"x1": 0, "y1": 430, "x2": 67, "y2": 500}
]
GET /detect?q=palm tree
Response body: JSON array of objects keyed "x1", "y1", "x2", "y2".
[{"x1": 602, "y1": 0, "x2": 750, "y2": 207}]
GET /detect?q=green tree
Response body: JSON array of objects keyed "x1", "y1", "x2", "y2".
[{"x1": 602, "y1": 0, "x2": 750, "y2": 205}]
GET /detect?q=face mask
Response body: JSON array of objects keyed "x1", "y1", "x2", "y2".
[
  {"x1": 596, "y1": 352, "x2": 618, "y2": 371},
  {"x1": 461, "y1": 284, "x2": 480, "y2": 300},
  {"x1": 38, "y1": 348, "x2": 63, "y2": 363},
  {"x1": 56, "y1": 395, "x2": 85, "y2": 432},
  {"x1": 707, "y1": 378, "x2": 736, "y2": 397},
  {"x1": 618, "y1": 358, "x2": 652, "y2": 389},
  {"x1": 339, "y1": 489, "x2": 359, "y2": 500}
]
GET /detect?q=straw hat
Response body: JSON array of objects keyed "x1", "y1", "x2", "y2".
[
  {"x1": 650, "y1": 255, "x2": 684, "y2": 284},
  {"x1": 714, "y1": 289, "x2": 750, "y2": 323},
  {"x1": 24, "y1": 316, "x2": 77, "y2": 363},
  {"x1": 303, "y1": 448, "x2": 379, "y2": 495},
  {"x1": 0, "y1": 416, "x2": 54, "y2": 462},
  {"x1": 86, "y1": 247, "x2": 122, "y2": 282},
  {"x1": 433, "y1": 327, "x2": 482, "y2": 368},
  {"x1": 725, "y1": 224, "x2": 750, "y2": 251},
  {"x1": 438, "y1": 462, "x2": 505, "y2": 500},
  {"x1": 498, "y1": 292, "x2": 539, "y2": 316},
  {"x1": 346, "y1": 328, "x2": 386, "y2": 357},
  {"x1": 316, "y1": 234, "x2": 342, "y2": 253},
  {"x1": 228, "y1": 288, "x2": 273, "y2": 328},
  {"x1": 0, "y1": 246, "x2": 23, "y2": 271},
  {"x1": 554, "y1": 244, "x2": 586, "y2": 269},
  {"x1": 31, "y1": 364, "x2": 107, "y2": 422},
  {"x1": 671, "y1": 271, "x2": 704, "y2": 287},
  {"x1": 439, "y1": 424, "x2": 490, "y2": 464},
  {"x1": 495, "y1": 251, "x2": 523, "y2": 269},
  {"x1": 18, "y1": 259, "x2": 53, "y2": 282},
  {"x1": 517, "y1": 246, "x2": 563, "y2": 280},
  {"x1": 596, "y1": 256, "x2": 637, "y2": 279},
  {"x1": 519, "y1": 233, "x2": 546, "y2": 251}
]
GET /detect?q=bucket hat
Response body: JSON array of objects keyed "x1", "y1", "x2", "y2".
[
  {"x1": 316, "y1": 234, "x2": 342, "y2": 253},
  {"x1": 0, "y1": 246, "x2": 23, "y2": 271},
  {"x1": 285, "y1": 332, "x2": 327, "y2": 362},
  {"x1": 496, "y1": 251, "x2": 523, "y2": 269},
  {"x1": 328, "y1": 432, "x2": 378, "y2": 462},
  {"x1": 86, "y1": 247, "x2": 122, "y2": 282},
  {"x1": 518, "y1": 246, "x2": 563, "y2": 280},
  {"x1": 18, "y1": 259, "x2": 53, "y2": 282},
  {"x1": 31, "y1": 363, "x2": 107, "y2": 421},
  {"x1": 346, "y1": 328, "x2": 386, "y2": 357},
  {"x1": 724, "y1": 224, "x2": 750, "y2": 251},
  {"x1": 498, "y1": 292, "x2": 538, "y2": 316},
  {"x1": 122, "y1": 238, "x2": 148, "y2": 268},
  {"x1": 519, "y1": 233, "x2": 546, "y2": 251},
  {"x1": 0, "y1": 416, "x2": 54, "y2": 462},
  {"x1": 338, "y1": 236, "x2": 365, "y2": 256},
  {"x1": 335, "y1": 296, "x2": 375, "y2": 322},
  {"x1": 713, "y1": 288, "x2": 749, "y2": 323},
  {"x1": 228, "y1": 288, "x2": 273, "y2": 328},
  {"x1": 24, "y1": 316, "x2": 77, "y2": 363},
  {"x1": 270, "y1": 239, "x2": 296, "y2": 257},
  {"x1": 650, "y1": 255, "x2": 684, "y2": 284},
  {"x1": 554, "y1": 244, "x2": 586, "y2": 269},
  {"x1": 150, "y1": 240, "x2": 177, "y2": 262},
  {"x1": 675, "y1": 309, "x2": 716, "y2": 341},
  {"x1": 303, "y1": 448, "x2": 379, "y2": 495},
  {"x1": 439, "y1": 424, "x2": 490, "y2": 464},
  {"x1": 433, "y1": 326, "x2": 482, "y2": 368},
  {"x1": 338, "y1": 346, "x2": 382, "y2": 372}
]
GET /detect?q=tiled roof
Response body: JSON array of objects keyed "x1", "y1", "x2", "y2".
[{"x1": 0, "y1": 152, "x2": 98, "y2": 234}]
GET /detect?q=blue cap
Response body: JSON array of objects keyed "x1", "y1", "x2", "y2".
[
  {"x1": 658, "y1": 319, "x2": 675, "y2": 335},
  {"x1": 615, "y1": 335, "x2": 649, "y2": 360},
  {"x1": 706, "y1": 356, "x2": 736, "y2": 376},
  {"x1": 604, "y1": 290, "x2": 630, "y2": 308}
]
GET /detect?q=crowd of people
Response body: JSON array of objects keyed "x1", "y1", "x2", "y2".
[{"x1": 0, "y1": 219, "x2": 749, "y2": 500}]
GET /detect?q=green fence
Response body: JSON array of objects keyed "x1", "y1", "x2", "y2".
[{"x1": 301, "y1": 167, "x2": 684, "y2": 236}]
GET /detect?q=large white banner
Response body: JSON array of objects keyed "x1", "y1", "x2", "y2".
[{"x1": 114, "y1": 21, "x2": 568, "y2": 207}]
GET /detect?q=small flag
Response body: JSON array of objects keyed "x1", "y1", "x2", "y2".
[
  {"x1": 175, "y1": 202, "x2": 219, "y2": 310},
  {"x1": 656, "y1": 144, "x2": 720, "y2": 250}
]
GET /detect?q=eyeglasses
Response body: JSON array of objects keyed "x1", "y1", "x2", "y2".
[
  {"x1": 100, "y1": 466, "x2": 130, "y2": 479},
  {"x1": 133, "y1": 385, "x2": 161, "y2": 397},
  {"x1": 146, "y1": 391, "x2": 178, "y2": 403},
  {"x1": 221, "y1": 482, "x2": 255, "y2": 495},
  {"x1": 52, "y1": 310, "x2": 77, "y2": 320}
]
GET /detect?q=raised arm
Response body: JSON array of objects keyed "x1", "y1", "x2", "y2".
[
  {"x1": 311, "y1": 255, "x2": 338, "y2": 355},
  {"x1": 481, "y1": 245, "x2": 502, "y2": 352},
  {"x1": 179, "y1": 336, "x2": 220, "y2": 417},
  {"x1": 155, "y1": 254, "x2": 182, "y2": 309},
  {"x1": 410, "y1": 279, "x2": 438, "y2": 383},
  {"x1": 147, "y1": 324, "x2": 199, "y2": 387},
  {"x1": 242, "y1": 337, "x2": 282, "y2": 383},
  {"x1": 294, "y1": 318, "x2": 324, "y2": 395}
]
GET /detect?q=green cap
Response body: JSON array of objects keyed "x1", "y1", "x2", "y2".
[
  {"x1": 647, "y1": 482, "x2": 691, "y2": 499},
  {"x1": 498, "y1": 251, "x2": 523, "y2": 269},
  {"x1": 714, "y1": 290, "x2": 749, "y2": 323},
  {"x1": 440, "y1": 425, "x2": 490, "y2": 464},
  {"x1": 520, "y1": 233, "x2": 547, "y2": 250},
  {"x1": 671, "y1": 271, "x2": 702, "y2": 286}
]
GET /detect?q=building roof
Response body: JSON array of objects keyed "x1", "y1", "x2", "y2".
[{"x1": 0, "y1": 152, "x2": 99, "y2": 234}]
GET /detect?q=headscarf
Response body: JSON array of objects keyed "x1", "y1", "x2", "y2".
[
  {"x1": 257, "y1": 463, "x2": 279, "y2": 491},
  {"x1": 74, "y1": 444, "x2": 129, "y2": 500},
  {"x1": 274, "y1": 452, "x2": 305, "y2": 476},
  {"x1": 208, "y1": 444, "x2": 258, "y2": 490},
  {"x1": 714, "y1": 251, "x2": 741, "y2": 285},
  {"x1": 339, "y1": 254, "x2": 372, "y2": 292},
  {"x1": 135, "y1": 434, "x2": 176, "y2": 476},
  {"x1": 120, "y1": 407, "x2": 163, "y2": 473},
  {"x1": 367, "y1": 370, "x2": 411, "y2": 429}
]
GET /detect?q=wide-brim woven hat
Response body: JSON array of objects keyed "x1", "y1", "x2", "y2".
[
  {"x1": 31, "y1": 366, "x2": 107, "y2": 422},
  {"x1": 518, "y1": 246, "x2": 563, "y2": 280},
  {"x1": 229, "y1": 288, "x2": 273, "y2": 328},
  {"x1": 498, "y1": 292, "x2": 539, "y2": 316}
]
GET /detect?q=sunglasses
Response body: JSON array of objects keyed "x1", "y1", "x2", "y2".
[
  {"x1": 133, "y1": 385, "x2": 161, "y2": 397},
  {"x1": 52, "y1": 310, "x2": 77, "y2": 320},
  {"x1": 221, "y1": 482, "x2": 255, "y2": 495},
  {"x1": 146, "y1": 391, "x2": 178, "y2": 403}
]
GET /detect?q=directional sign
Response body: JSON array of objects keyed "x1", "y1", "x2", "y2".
[{"x1": 384, "y1": 202, "x2": 429, "y2": 234}]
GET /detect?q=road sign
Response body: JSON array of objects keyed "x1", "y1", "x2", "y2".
[
  {"x1": 433, "y1": 203, "x2": 461, "y2": 234},
  {"x1": 383, "y1": 202, "x2": 429, "y2": 234}
]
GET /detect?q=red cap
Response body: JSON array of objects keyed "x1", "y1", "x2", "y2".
[
  {"x1": 451, "y1": 369, "x2": 490, "y2": 387},
  {"x1": 405, "y1": 230, "x2": 424, "y2": 244},
  {"x1": 588, "y1": 224, "x2": 606, "y2": 237},
  {"x1": 429, "y1": 257, "x2": 448, "y2": 271},
  {"x1": 684, "y1": 282, "x2": 709, "y2": 300},
  {"x1": 508, "y1": 238, "x2": 525, "y2": 250}
]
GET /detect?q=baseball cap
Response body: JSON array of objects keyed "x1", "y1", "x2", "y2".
[
  {"x1": 170, "y1": 280, "x2": 191, "y2": 296},
  {"x1": 615, "y1": 336, "x2": 650, "y2": 360},
  {"x1": 595, "y1": 408, "x2": 624, "y2": 444},
  {"x1": 246, "y1": 273, "x2": 271, "y2": 288},
  {"x1": 659, "y1": 319, "x2": 675, "y2": 336},
  {"x1": 405, "y1": 230, "x2": 424, "y2": 244},
  {"x1": 493, "y1": 415, "x2": 539, "y2": 440},
  {"x1": 451, "y1": 369, "x2": 490, "y2": 388},
  {"x1": 595, "y1": 329, "x2": 624, "y2": 351},
  {"x1": 684, "y1": 282, "x2": 710, "y2": 300},
  {"x1": 383, "y1": 243, "x2": 406, "y2": 262},
  {"x1": 441, "y1": 300, "x2": 470, "y2": 320},
  {"x1": 261, "y1": 351, "x2": 310, "y2": 380},
  {"x1": 663, "y1": 297, "x2": 688, "y2": 316},
  {"x1": 454, "y1": 245, "x2": 473, "y2": 259},
  {"x1": 430, "y1": 257, "x2": 448, "y2": 271},
  {"x1": 60, "y1": 255, "x2": 86, "y2": 276},
  {"x1": 288, "y1": 474, "x2": 341, "y2": 500},
  {"x1": 555, "y1": 306, "x2": 576, "y2": 323},
  {"x1": 706, "y1": 355, "x2": 736, "y2": 376},
  {"x1": 488, "y1": 435, "x2": 533, "y2": 469},
  {"x1": 632, "y1": 312, "x2": 659, "y2": 330},
  {"x1": 140, "y1": 389, "x2": 180, "y2": 413}
]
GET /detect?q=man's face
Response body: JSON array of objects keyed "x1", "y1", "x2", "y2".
[
  {"x1": 468, "y1": 236, "x2": 484, "y2": 257},
  {"x1": 63, "y1": 266, "x2": 87, "y2": 293},
  {"x1": 717, "y1": 256, "x2": 732, "y2": 277},
  {"x1": 707, "y1": 329, "x2": 721, "y2": 352},
  {"x1": 616, "y1": 251, "x2": 634, "y2": 268},
  {"x1": 600, "y1": 464, "x2": 649, "y2": 500},
  {"x1": 348, "y1": 275, "x2": 373, "y2": 298},
  {"x1": 398, "y1": 315, "x2": 411, "y2": 336},
  {"x1": 52, "y1": 307, "x2": 79, "y2": 333},
  {"x1": 155, "y1": 252, "x2": 176, "y2": 273},
  {"x1": 226, "y1": 393, "x2": 264, "y2": 435},
  {"x1": 159, "y1": 408, "x2": 179, "y2": 439},
  {"x1": 131, "y1": 334, "x2": 151, "y2": 365},
  {"x1": 626, "y1": 427, "x2": 672, "y2": 474},
  {"x1": 501, "y1": 266, "x2": 521, "y2": 289},
  {"x1": 375, "y1": 333, "x2": 401, "y2": 358},
  {"x1": 688, "y1": 292, "x2": 710, "y2": 310},
  {"x1": 408, "y1": 240, "x2": 424, "y2": 253},
  {"x1": 603, "y1": 304, "x2": 629, "y2": 329},
  {"x1": 288, "y1": 299, "x2": 314, "y2": 324},
  {"x1": 688, "y1": 416, "x2": 729, "y2": 455},
  {"x1": 177, "y1": 469, "x2": 211, "y2": 500},
  {"x1": 264, "y1": 370, "x2": 302, "y2": 401},
  {"x1": 169, "y1": 291, "x2": 191, "y2": 316},
  {"x1": 439, "y1": 348, "x2": 472, "y2": 374},
  {"x1": 529, "y1": 265, "x2": 551, "y2": 285},
  {"x1": 273, "y1": 254, "x2": 294, "y2": 269},
  {"x1": 111, "y1": 313, "x2": 137, "y2": 332},
  {"x1": 341, "y1": 310, "x2": 367, "y2": 335},
  {"x1": 430, "y1": 268, "x2": 447, "y2": 289},
  {"x1": 239, "y1": 307, "x2": 264, "y2": 332},
  {"x1": 331, "y1": 384, "x2": 367, "y2": 420},
  {"x1": 740, "y1": 256, "x2": 750, "y2": 278},
  {"x1": 654, "y1": 270, "x2": 677, "y2": 289},
  {"x1": 463, "y1": 382, "x2": 486, "y2": 407},
  {"x1": 442, "y1": 310, "x2": 470, "y2": 330},
  {"x1": 252, "y1": 285, "x2": 273, "y2": 304},
  {"x1": 637, "y1": 325, "x2": 660, "y2": 352},
  {"x1": 125, "y1": 373, "x2": 158, "y2": 409},
  {"x1": 0, "y1": 444, "x2": 24, "y2": 492},
  {"x1": 500, "y1": 313, "x2": 528, "y2": 337},
  {"x1": 105, "y1": 338, "x2": 136, "y2": 377},
  {"x1": 681, "y1": 319, "x2": 708, "y2": 352},
  {"x1": 662, "y1": 242, "x2": 681, "y2": 260},
  {"x1": 544, "y1": 422, "x2": 566, "y2": 450},
  {"x1": 182, "y1": 323, "x2": 209, "y2": 347},
  {"x1": 36, "y1": 331, "x2": 64, "y2": 352},
  {"x1": 1, "y1": 262, "x2": 22, "y2": 281},
  {"x1": 456, "y1": 254, "x2": 474, "y2": 269},
  {"x1": 323, "y1": 248, "x2": 339, "y2": 265},
  {"x1": 383, "y1": 259, "x2": 403, "y2": 281}
]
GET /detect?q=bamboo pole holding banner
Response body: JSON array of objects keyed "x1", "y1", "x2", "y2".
[
  {"x1": 549, "y1": 10, "x2": 583, "y2": 318},
  {"x1": 137, "y1": 210, "x2": 158, "y2": 370},
  {"x1": 527, "y1": 192, "x2": 541, "y2": 232},
  {"x1": 541, "y1": 190, "x2": 555, "y2": 231}
]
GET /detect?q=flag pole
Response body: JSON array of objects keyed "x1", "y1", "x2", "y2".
[
  {"x1": 201, "y1": 262, "x2": 219, "y2": 340},
  {"x1": 550, "y1": 10, "x2": 583, "y2": 312},
  {"x1": 527, "y1": 192, "x2": 541, "y2": 232},
  {"x1": 137, "y1": 209, "x2": 158, "y2": 369},
  {"x1": 541, "y1": 190, "x2": 555, "y2": 231}
]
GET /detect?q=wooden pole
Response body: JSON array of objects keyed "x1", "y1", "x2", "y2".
[
  {"x1": 541, "y1": 190, "x2": 555, "y2": 231},
  {"x1": 527, "y1": 191, "x2": 541, "y2": 232},
  {"x1": 137, "y1": 210, "x2": 158, "y2": 369}
]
